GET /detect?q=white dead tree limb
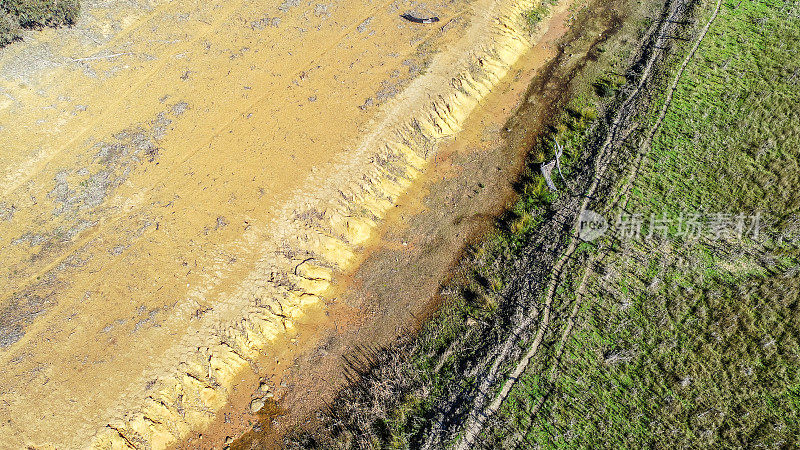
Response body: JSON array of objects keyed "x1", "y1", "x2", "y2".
[
  {"x1": 541, "y1": 160, "x2": 558, "y2": 191},
  {"x1": 555, "y1": 140, "x2": 566, "y2": 183},
  {"x1": 71, "y1": 52, "x2": 134, "y2": 63},
  {"x1": 541, "y1": 140, "x2": 566, "y2": 191}
]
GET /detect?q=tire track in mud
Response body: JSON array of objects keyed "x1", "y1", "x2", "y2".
[
  {"x1": 412, "y1": 3, "x2": 638, "y2": 443},
  {"x1": 510, "y1": 1, "x2": 725, "y2": 441},
  {"x1": 418, "y1": 7, "x2": 630, "y2": 444},
  {"x1": 390, "y1": 0, "x2": 696, "y2": 444},
  {"x1": 614, "y1": 0, "x2": 724, "y2": 212},
  {"x1": 453, "y1": 0, "x2": 718, "y2": 445}
]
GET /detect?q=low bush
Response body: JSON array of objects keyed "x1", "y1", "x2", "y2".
[
  {"x1": 0, "y1": 0, "x2": 79, "y2": 47},
  {"x1": 522, "y1": 6, "x2": 548, "y2": 30},
  {"x1": 0, "y1": 10, "x2": 21, "y2": 46}
]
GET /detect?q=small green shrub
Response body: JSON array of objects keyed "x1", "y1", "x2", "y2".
[
  {"x1": 0, "y1": 10, "x2": 21, "y2": 46},
  {"x1": 523, "y1": 6, "x2": 547, "y2": 30},
  {"x1": 0, "y1": 0, "x2": 79, "y2": 48},
  {"x1": 51, "y1": 0, "x2": 79, "y2": 25},
  {"x1": 3, "y1": 0, "x2": 79, "y2": 27},
  {"x1": 591, "y1": 74, "x2": 625, "y2": 97}
]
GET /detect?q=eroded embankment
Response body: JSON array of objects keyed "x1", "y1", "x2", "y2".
[
  {"x1": 224, "y1": 3, "x2": 584, "y2": 445},
  {"x1": 76, "y1": 1, "x2": 570, "y2": 448},
  {"x1": 278, "y1": 0, "x2": 679, "y2": 444}
]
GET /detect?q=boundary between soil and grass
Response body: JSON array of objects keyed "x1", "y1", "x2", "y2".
[
  {"x1": 282, "y1": 0, "x2": 800, "y2": 446},
  {"x1": 279, "y1": 0, "x2": 700, "y2": 446}
]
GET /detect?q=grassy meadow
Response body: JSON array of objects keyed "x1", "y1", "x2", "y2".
[{"x1": 488, "y1": 0, "x2": 800, "y2": 447}]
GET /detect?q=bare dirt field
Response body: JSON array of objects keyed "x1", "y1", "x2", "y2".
[
  {"x1": 0, "y1": 0, "x2": 578, "y2": 447},
  {"x1": 219, "y1": 6, "x2": 582, "y2": 446}
]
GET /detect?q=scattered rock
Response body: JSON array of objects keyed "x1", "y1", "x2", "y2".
[
  {"x1": 359, "y1": 97, "x2": 374, "y2": 110},
  {"x1": 0, "y1": 202, "x2": 15, "y2": 221},
  {"x1": 250, "y1": 398, "x2": 265, "y2": 413},
  {"x1": 278, "y1": 0, "x2": 300, "y2": 12},
  {"x1": 313, "y1": 4, "x2": 331, "y2": 18},
  {"x1": 251, "y1": 16, "x2": 281, "y2": 29},
  {"x1": 357, "y1": 17, "x2": 373, "y2": 33},
  {"x1": 171, "y1": 101, "x2": 189, "y2": 116}
]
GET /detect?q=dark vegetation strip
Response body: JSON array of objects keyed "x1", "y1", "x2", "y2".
[
  {"x1": 423, "y1": 0, "x2": 699, "y2": 444},
  {"x1": 454, "y1": 0, "x2": 714, "y2": 443},
  {"x1": 0, "y1": 0, "x2": 80, "y2": 47}
]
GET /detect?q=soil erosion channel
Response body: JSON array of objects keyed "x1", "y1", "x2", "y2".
[{"x1": 1, "y1": 0, "x2": 572, "y2": 447}]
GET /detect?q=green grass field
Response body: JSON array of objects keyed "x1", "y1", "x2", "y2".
[
  {"x1": 489, "y1": 0, "x2": 800, "y2": 447},
  {"x1": 632, "y1": 0, "x2": 800, "y2": 228}
]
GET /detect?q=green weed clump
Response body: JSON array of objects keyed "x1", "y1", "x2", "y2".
[
  {"x1": 591, "y1": 73, "x2": 626, "y2": 97},
  {"x1": 0, "y1": 10, "x2": 21, "y2": 46},
  {"x1": 0, "y1": 0, "x2": 79, "y2": 46},
  {"x1": 523, "y1": 6, "x2": 548, "y2": 30}
]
